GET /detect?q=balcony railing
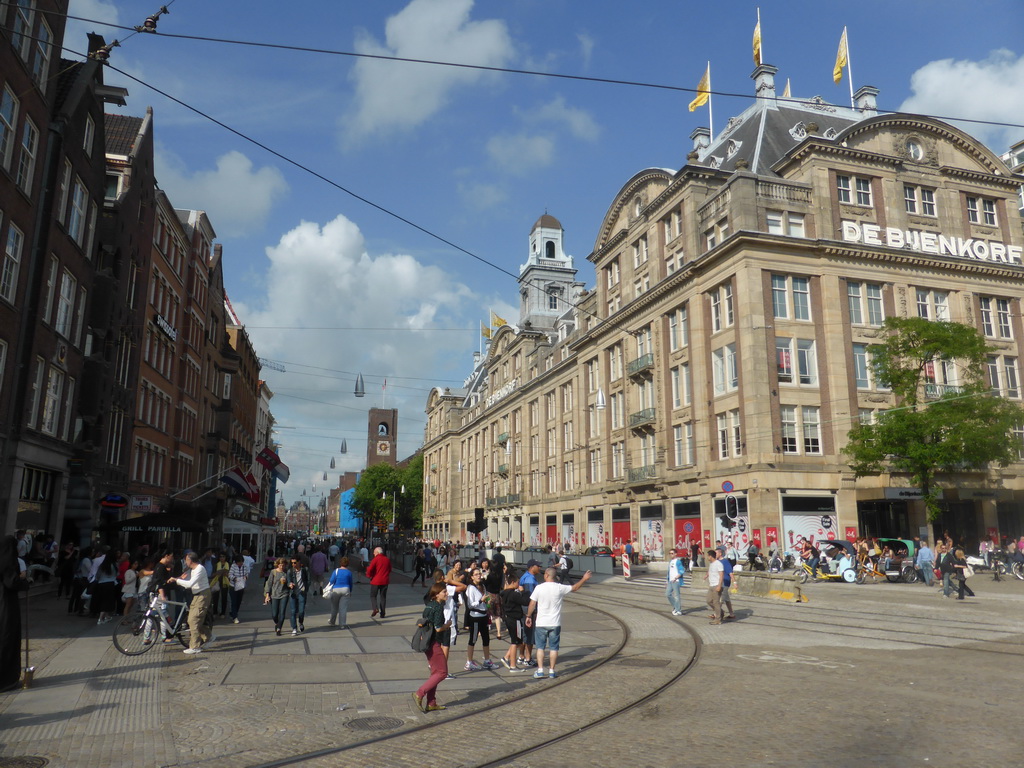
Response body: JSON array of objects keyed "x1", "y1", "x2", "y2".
[
  {"x1": 496, "y1": 432, "x2": 510, "y2": 444},
  {"x1": 486, "y1": 497, "x2": 496, "y2": 507},
  {"x1": 627, "y1": 464, "x2": 657, "y2": 483},
  {"x1": 497, "y1": 463, "x2": 509, "y2": 475},
  {"x1": 507, "y1": 493, "x2": 522, "y2": 504},
  {"x1": 627, "y1": 353, "x2": 654, "y2": 377},
  {"x1": 430, "y1": 463, "x2": 437, "y2": 471},
  {"x1": 924, "y1": 383, "x2": 963, "y2": 399},
  {"x1": 629, "y1": 408, "x2": 656, "y2": 428}
]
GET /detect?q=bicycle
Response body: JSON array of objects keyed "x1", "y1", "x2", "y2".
[{"x1": 112, "y1": 594, "x2": 191, "y2": 655}]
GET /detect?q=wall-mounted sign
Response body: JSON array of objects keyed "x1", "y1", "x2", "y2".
[
  {"x1": 841, "y1": 221, "x2": 1023, "y2": 266},
  {"x1": 485, "y1": 377, "x2": 519, "y2": 409}
]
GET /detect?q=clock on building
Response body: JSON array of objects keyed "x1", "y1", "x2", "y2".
[{"x1": 376, "y1": 440, "x2": 390, "y2": 456}]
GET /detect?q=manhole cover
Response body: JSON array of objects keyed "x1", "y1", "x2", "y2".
[
  {"x1": 617, "y1": 658, "x2": 670, "y2": 668},
  {"x1": 345, "y1": 716, "x2": 405, "y2": 732},
  {"x1": 0, "y1": 759, "x2": 50, "y2": 768}
]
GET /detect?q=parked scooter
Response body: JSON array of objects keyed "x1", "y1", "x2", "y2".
[{"x1": 965, "y1": 550, "x2": 1008, "y2": 580}]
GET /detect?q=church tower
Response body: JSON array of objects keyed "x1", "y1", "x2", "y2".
[
  {"x1": 366, "y1": 407, "x2": 398, "y2": 467},
  {"x1": 518, "y1": 214, "x2": 584, "y2": 331}
]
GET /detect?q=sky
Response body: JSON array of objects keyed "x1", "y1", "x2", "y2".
[{"x1": 63, "y1": 0, "x2": 1024, "y2": 502}]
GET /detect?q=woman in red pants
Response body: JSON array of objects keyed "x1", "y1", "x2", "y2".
[{"x1": 413, "y1": 582, "x2": 452, "y2": 712}]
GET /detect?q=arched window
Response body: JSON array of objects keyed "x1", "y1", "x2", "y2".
[
  {"x1": 378, "y1": 423, "x2": 389, "y2": 436},
  {"x1": 545, "y1": 241, "x2": 555, "y2": 258}
]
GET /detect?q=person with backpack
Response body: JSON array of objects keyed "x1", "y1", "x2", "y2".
[{"x1": 556, "y1": 550, "x2": 573, "y2": 584}]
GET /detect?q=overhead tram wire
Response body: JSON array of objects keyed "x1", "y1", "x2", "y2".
[{"x1": 31, "y1": 6, "x2": 1024, "y2": 134}]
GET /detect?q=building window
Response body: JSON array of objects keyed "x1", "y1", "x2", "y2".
[
  {"x1": 771, "y1": 274, "x2": 811, "y2": 321},
  {"x1": 705, "y1": 218, "x2": 729, "y2": 250},
  {"x1": 904, "y1": 185, "x2": 937, "y2": 216},
  {"x1": 673, "y1": 423, "x2": 694, "y2": 466},
  {"x1": 780, "y1": 405, "x2": 822, "y2": 455},
  {"x1": 847, "y1": 281, "x2": 884, "y2": 326},
  {"x1": 32, "y1": 18, "x2": 52, "y2": 84},
  {"x1": 16, "y1": 117, "x2": 38, "y2": 192},
  {"x1": 710, "y1": 282, "x2": 734, "y2": 332},
  {"x1": 11, "y1": 0, "x2": 34, "y2": 60},
  {"x1": 987, "y1": 355, "x2": 1021, "y2": 399},
  {"x1": 712, "y1": 344, "x2": 738, "y2": 395},
  {"x1": 716, "y1": 410, "x2": 742, "y2": 459},
  {"x1": 611, "y1": 441, "x2": 624, "y2": 478},
  {"x1": 979, "y1": 297, "x2": 1012, "y2": 339},
  {"x1": 0, "y1": 340, "x2": 8, "y2": 403},
  {"x1": 605, "y1": 258, "x2": 620, "y2": 289},
  {"x1": 609, "y1": 344, "x2": 623, "y2": 380},
  {"x1": 0, "y1": 86, "x2": 17, "y2": 170},
  {"x1": 548, "y1": 290, "x2": 558, "y2": 310},
  {"x1": 853, "y1": 344, "x2": 888, "y2": 391},
  {"x1": 610, "y1": 393, "x2": 623, "y2": 429},
  {"x1": 776, "y1": 337, "x2": 817, "y2": 386},
  {"x1": 68, "y1": 177, "x2": 87, "y2": 245},
  {"x1": 1, "y1": 221, "x2": 24, "y2": 302},
  {"x1": 837, "y1": 174, "x2": 872, "y2": 206},
  {"x1": 671, "y1": 363, "x2": 691, "y2": 408},
  {"x1": 915, "y1": 289, "x2": 950, "y2": 321},
  {"x1": 589, "y1": 448, "x2": 602, "y2": 483},
  {"x1": 633, "y1": 235, "x2": 648, "y2": 267},
  {"x1": 966, "y1": 196, "x2": 997, "y2": 226},
  {"x1": 635, "y1": 325, "x2": 652, "y2": 358},
  {"x1": 55, "y1": 271, "x2": 76, "y2": 337},
  {"x1": 27, "y1": 356, "x2": 43, "y2": 429},
  {"x1": 668, "y1": 304, "x2": 688, "y2": 351},
  {"x1": 766, "y1": 210, "x2": 806, "y2": 237}
]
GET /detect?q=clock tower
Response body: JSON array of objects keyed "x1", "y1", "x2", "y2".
[{"x1": 367, "y1": 407, "x2": 398, "y2": 467}]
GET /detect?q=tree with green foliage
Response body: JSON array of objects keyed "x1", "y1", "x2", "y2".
[
  {"x1": 843, "y1": 317, "x2": 1024, "y2": 521},
  {"x1": 350, "y1": 454, "x2": 425, "y2": 533}
]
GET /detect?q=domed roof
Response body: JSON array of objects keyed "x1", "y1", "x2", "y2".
[{"x1": 531, "y1": 213, "x2": 562, "y2": 232}]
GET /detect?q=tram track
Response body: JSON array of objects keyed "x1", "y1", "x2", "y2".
[
  {"x1": 600, "y1": 578, "x2": 1024, "y2": 657},
  {"x1": 247, "y1": 594, "x2": 702, "y2": 768}
]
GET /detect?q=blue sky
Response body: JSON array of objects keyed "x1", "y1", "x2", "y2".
[{"x1": 64, "y1": 0, "x2": 1024, "y2": 498}]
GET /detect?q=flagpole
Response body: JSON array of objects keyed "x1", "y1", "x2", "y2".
[
  {"x1": 707, "y1": 61, "x2": 714, "y2": 140},
  {"x1": 844, "y1": 26, "x2": 854, "y2": 108}
]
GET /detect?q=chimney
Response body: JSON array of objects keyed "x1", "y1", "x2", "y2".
[
  {"x1": 690, "y1": 126, "x2": 711, "y2": 154},
  {"x1": 854, "y1": 86, "x2": 879, "y2": 116},
  {"x1": 752, "y1": 64, "x2": 779, "y2": 106}
]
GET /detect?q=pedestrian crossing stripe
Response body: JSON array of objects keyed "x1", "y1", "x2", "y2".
[{"x1": 625, "y1": 575, "x2": 695, "y2": 588}]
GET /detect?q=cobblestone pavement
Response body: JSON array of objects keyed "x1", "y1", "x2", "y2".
[{"x1": 1, "y1": 570, "x2": 1022, "y2": 767}]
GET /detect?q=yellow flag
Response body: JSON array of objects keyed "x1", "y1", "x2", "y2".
[
  {"x1": 833, "y1": 27, "x2": 848, "y2": 84},
  {"x1": 481, "y1": 322, "x2": 492, "y2": 339},
  {"x1": 752, "y1": 20, "x2": 762, "y2": 65},
  {"x1": 491, "y1": 310, "x2": 507, "y2": 327},
  {"x1": 688, "y1": 64, "x2": 710, "y2": 112},
  {"x1": 782, "y1": 78, "x2": 791, "y2": 98}
]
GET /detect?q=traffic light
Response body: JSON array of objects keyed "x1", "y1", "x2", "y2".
[{"x1": 725, "y1": 494, "x2": 739, "y2": 519}]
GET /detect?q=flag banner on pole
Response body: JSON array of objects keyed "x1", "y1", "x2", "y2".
[
  {"x1": 834, "y1": 27, "x2": 848, "y2": 84},
  {"x1": 688, "y1": 64, "x2": 710, "y2": 112},
  {"x1": 752, "y1": 17, "x2": 762, "y2": 65},
  {"x1": 256, "y1": 447, "x2": 290, "y2": 483},
  {"x1": 221, "y1": 466, "x2": 257, "y2": 497},
  {"x1": 481, "y1": 321, "x2": 492, "y2": 339},
  {"x1": 491, "y1": 310, "x2": 507, "y2": 327},
  {"x1": 243, "y1": 470, "x2": 260, "y2": 504}
]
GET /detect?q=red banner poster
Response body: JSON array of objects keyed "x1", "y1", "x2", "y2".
[
  {"x1": 765, "y1": 526, "x2": 779, "y2": 549},
  {"x1": 845, "y1": 526, "x2": 858, "y2": 541},
  {"x1": 702, "y1": 529, "x2": 712, "y2": 548},
  {"x1": 752, "y1": 529, "x2": 762, "y2": 547}
]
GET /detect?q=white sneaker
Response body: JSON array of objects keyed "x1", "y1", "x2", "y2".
[
  {"x1": 464, "y1": 660, "x2": 482, "y2": 671},
  {"x1": 232, "y1": 618, "x2": 240, "y2": 624},
  {"x1": 482, "y1": 659, "x2": 496, "y2": 670},
  {"x1": 672, "y1": 610, "x2": 682, "y2": 616},
  {"x1": 183, "y1": 648, "x2": 202, "y2": 655},
  {"x1": 291, "y1": 629, "x2": 298, "y2": 636}
]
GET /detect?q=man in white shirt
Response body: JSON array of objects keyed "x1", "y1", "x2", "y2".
[
  {"x1": 666, "y1": 548, "x2": 686, "y2": 615},
  {"x1": 705, "y1": 549, "x2": 724, "y2": 625},
  {"x1": 525, "y1": 567, "x2": 592, "y2": 679},
  {"x1": 168, "y1": 552, "x2": 214, "y2": 654}
]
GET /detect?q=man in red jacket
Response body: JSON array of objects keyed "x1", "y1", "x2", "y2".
[{"x1": 365, "y1": 547, "x2": 392, "y2": 618}]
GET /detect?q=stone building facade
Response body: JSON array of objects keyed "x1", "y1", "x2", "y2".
[{"x1": 422, "y1": 65, "x2": 1024, "y2": 557}]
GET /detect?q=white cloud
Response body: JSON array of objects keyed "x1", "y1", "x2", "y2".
[
  {"x1": 232, "y1": 215, "x2": 477, "y2": 480},
  {"x1": 900, "y1": 49, "x2": 1024, "y2": 153},
  {"x1": 457, "y1": 180, "x2": 508, "y2": 210},
  {"x1": 531, "y1": 96, "x2": 600, "y2": 141},
  {"x1": 344, "y1": 0, "x2": 515, "y2": 142},
  {"x1": 155, "y1": 149, "x2": 289, "y2": 238},
  {"x1": 486, "y1": 133, "x2": 555, "y2": 176},
  {"x1": 577, "y1": 32, "x2": 595, "y2": 70}
]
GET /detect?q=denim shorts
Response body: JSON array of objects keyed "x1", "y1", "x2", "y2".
[{"x1": 533, "y1": 625, "x2": 561, "y2": 651}]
